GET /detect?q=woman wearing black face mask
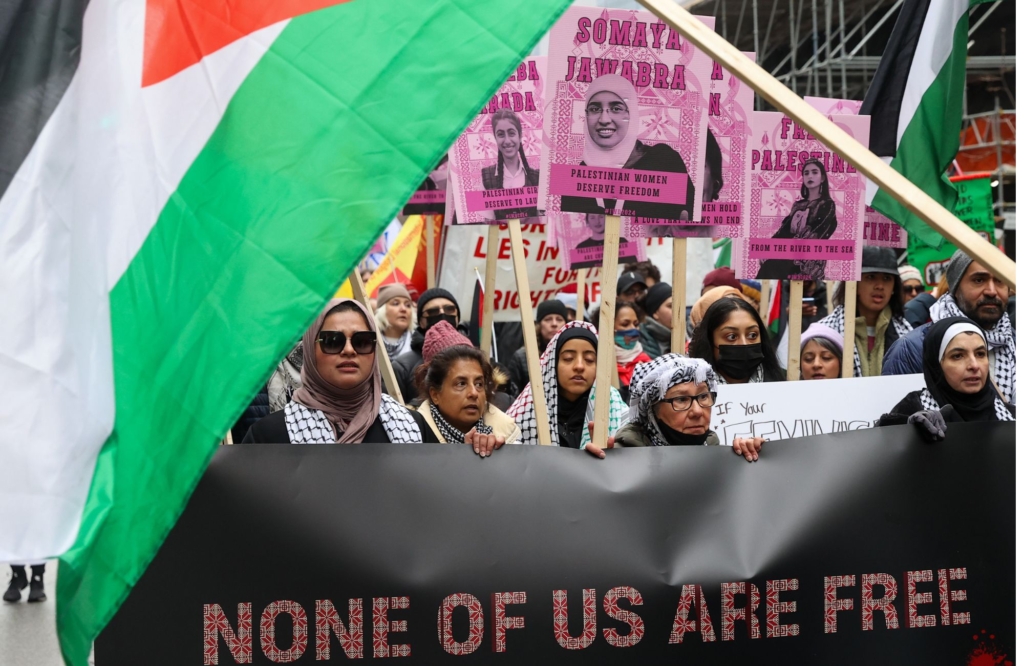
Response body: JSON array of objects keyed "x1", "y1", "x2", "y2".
[{"x1": 689, "y1": 297, "x2": 786, "y2": 384}]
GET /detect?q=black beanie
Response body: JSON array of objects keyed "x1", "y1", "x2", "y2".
[
  {"x1": 645, "y1": 282, "x2": 672, "y2": 315},
  {"x1": 536, "y1": 299, "x2": 569, "y2": 323},
  {"x1": 417, "y1": 288, "x2": 460, "y2": 319}
]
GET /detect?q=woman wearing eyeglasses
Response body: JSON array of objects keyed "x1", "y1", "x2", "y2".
[
  {"x1": 241, "y1": 299, "x2": 423, "y2": 444},
  {"x1": 613, "y1": 355, "x2": 765, "y2": 461},
  {"x1": 559, "y1": 74, "x2": 694, "y2": 223},
  {"x1": 412, "y1": 322, "x2": 520, "y2": 454}
]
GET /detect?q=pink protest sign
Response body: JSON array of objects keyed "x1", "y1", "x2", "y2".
[
  {"x1": 538, "y1": 7, "x2": 714, "y2": 229},
  {"x1": 403, "y1": 157, "x2": 448, "y2": 216},
  {"x1": 736, "y1": 111, "x2": 869, "y2": 281},
  {"x1": 804, "y1": 96, "x2": 906, "y2": 248},
  {"x1": 448, "y1": 57, "x2": 545, "y2": 224},
  {"x1": 551, "y1": 212, "x2": 646, "y2": 270}
]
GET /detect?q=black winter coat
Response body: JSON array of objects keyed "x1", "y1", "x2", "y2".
[{"x1": 231, "y1": 386, "x2": 270, "y2": 443}]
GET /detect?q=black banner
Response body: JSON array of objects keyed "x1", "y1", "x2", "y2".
[{"x1": 98, "y1": 424, "x2": 1015, "y2": 665}]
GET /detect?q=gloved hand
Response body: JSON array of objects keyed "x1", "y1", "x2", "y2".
[{"x1": 908, "y1": 405, "x2": 955, "y2": 442}]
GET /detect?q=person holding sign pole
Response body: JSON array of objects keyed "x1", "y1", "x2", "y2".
[
  {"x1": 413, "y1": 322, "x2": 520, "y2": 452},
  {"x1": 507, "y1": 321, "x2": 628, "y2": 451},
  {"x1": 241, "y1": 299, "x2": 424, "y2": 444},
  {"x1": 689, "y1": 297, "x2": 786, "y2": 385},
  {"x1": 613, "y1": 354, "x2": 765, "y2": 461},
  {"x1": 559, "y1": 74, "x2": 694, "y2": 222},
  {"x1": 818, "y1": 247, "x2": 913, "y2": 378},
  {"x1": 878, "y1": 317, "x2": 1014, "y2": 440}
]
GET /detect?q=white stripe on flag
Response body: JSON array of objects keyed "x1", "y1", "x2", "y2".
[{"x1": 0, "y1": 0, "x2": 285, "y2": 561}]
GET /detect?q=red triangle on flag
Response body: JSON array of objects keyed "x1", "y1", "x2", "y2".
[{"x1": 142, "y1": 0, "x2": 350, "y2": 87}]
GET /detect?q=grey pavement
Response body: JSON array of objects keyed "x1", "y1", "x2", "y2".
[{"x1": 0, "y1": 562, "x2": 66, "y2": 666}]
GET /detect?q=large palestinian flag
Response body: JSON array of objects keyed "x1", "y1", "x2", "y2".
[
  {"x1": 860, "y1": 0, "x2": 990, "y2": 247},
  {"x1": 0, "y1": 0, "x2": 568, "y2": 662}
]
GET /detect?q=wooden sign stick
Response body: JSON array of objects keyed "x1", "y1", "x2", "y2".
[
  {"x1": 425, "y1": 214, "x2": 437, "y2": 289},
  {"x1": 759, "y1": 280, "x2": 772, "y2": 323},
  {"x1": 593, "y1": 215, "x2": 623, "y2": 449},
  {"x1": 841, "y1": 281, "x2": 857, "y2": 378},
  {"x1": 480, "y1": 225, "x2": 500, "y2": 358},
  {"x1": 351, "y1": 269, "x2": 404, "y2": 404},
  {"x1": 671, "y1": 237, "x2": 688, "y2": 352},
  {"x1": 576, "y1": 269, "x2": 586, "y2": 321},
  {"x1": 637, "y1": 0, "x2": 1016, "y2": 289},
  {"x1": 787, "y1": 280, "x2": 803, "y2": 380},
  {"x1": 507, "y1": 220, "x2": 553, "y2": 445}
]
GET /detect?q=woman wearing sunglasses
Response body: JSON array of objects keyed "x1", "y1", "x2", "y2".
[
  {"x1": 242, "y1": 299, "x2": 423, "y2": 444},
  {"x1": 614, "y1": 355, "x2": 765, "y2": 462}
]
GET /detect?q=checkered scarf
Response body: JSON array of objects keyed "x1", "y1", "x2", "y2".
[
  {"x1": 626, "y1": 354, "x2": 718, "y2": 447},
  {"x1": 429, "y1": 401, "x2": 492, "y2": 444},
  {"x1": 284, "y1": 395, "x2": 422, "y2": 443},
  {"x1": 818, "y1": 304, "x2": 913, "y2": 377},
  {"x1": 930, "y1": 294, "x2": 1015, "y2": 404},
  {"x1": 919, "y1": 389, "x2": 1014, "y2": 422},
  {"x1": 507, "y1": 321, "x2": 628, "y2": 447}
]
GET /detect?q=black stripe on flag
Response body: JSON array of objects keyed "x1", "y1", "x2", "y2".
[
  {"x1": 0, "y1": 0, "x2": 89, "y2": 200},
  {"x1": 859, "y1": 0, "x2": 930, "y2": 158}
]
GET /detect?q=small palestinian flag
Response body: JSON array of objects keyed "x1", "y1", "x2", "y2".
[{"x1": 0, "y1": 0, "x2": 570, "y2": 662}]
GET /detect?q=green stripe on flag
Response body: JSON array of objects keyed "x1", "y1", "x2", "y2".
[
  {"x1": 870, "y1": 8, "x2": 970, "y2": 249},
  {"x1": 56, "y1": 0, "x2": 569, "y2": 662}
]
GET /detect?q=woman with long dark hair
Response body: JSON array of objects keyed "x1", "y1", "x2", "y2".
[
  {"x1": 818, "y1": 247, "x2": 913, "y2": 377},
  {"x1": 689, "y1": 297, "x2": 786, "y2": 385},
  {"x1": 756, "y1": 158, "x2": 838, "y2": 280},
  {"x1": 480, "y1": 108, "x2": 540, "y2": 220}
]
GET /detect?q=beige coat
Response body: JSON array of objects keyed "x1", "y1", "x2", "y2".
[{"x1": 417, "y1": 402, "x2": 522, "y2": 444}]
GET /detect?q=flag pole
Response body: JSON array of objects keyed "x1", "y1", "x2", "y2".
[
  {"x1": 841, "y1": 281, "x2": 857, "y2": 378},
  {"x1": 425, "y1": 214, "x2": 437, "y2": 289},
  {"x1": 592, "y1": 215, "x2": 622, "y2": 449},
  {"x1": 480, "y1": 225, "x2": 500, "y2": 359},
  {"x1": 508, "y1": 219, "x2": 553, "y2": 445},
  {"x1": 351, "y1": 268, "x2": 405, "y2": 404},
  {"x1": 787, "y1": 280, "x2": 803, "y2": 380},
  {"x1": 636, "y1": 0, "x2": 1016, "y2": 290},
  {"x1": 671, "y1": 237, "x2": 687, "y2": 353}
]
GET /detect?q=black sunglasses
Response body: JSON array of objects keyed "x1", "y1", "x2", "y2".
[
  {"x1": 422, "y1": 304, "x2": 458, "y2": 317},
  {"x1": 317, "y1": 331, "x2": 377, "y2": 355},
  {"x1": 903, "y1": 285, "x2": 925, "y2": 295}
]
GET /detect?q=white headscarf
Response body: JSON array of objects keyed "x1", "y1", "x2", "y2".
[{"x1": 581, "y1": 74, "x2": 641, "y2": 169}]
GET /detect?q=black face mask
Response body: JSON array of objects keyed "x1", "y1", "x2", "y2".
[
  {"x1": 655, "y1": 417, "x2": 710, "y2": 446},
  {"x1": 715, "y1": 344, "x2": 764, "y2": 380},
  {"x1": 424, "y1": 314, "x2": 458, "y2": 331}
]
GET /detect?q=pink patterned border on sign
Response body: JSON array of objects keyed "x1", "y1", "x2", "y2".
[
  {"x1": 449, "y1": 57, "x2": 546, "y2": 225},
  {"x1": 539, "y1": 8, "x2": 714, "y2": 231},
  {"x1": 735, "y1": 111, "x2": 868, "y2": 281}
]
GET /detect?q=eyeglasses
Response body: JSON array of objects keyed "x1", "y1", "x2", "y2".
[
  {"x1": 422, "y1": 304, "x2": 458, "y2": 317},
  {"x1": 903, "y1": 285, "x2": 925, "y2": 295},
  {"x1": 586, "y1": 102, "x2": 629, "y2": 117},
  {"x1": 659, "y1": 392, "x2": 716, "y2": 412},
  {"x1": 317, "y1": 331, "x2": 377, "y2": 355}
]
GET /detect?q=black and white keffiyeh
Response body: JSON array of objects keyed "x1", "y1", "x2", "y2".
[
  {"x1": 507, "y1": 321, "x2": 627, "y2": 447},
  {"x1": 929, "y1": 294, "x2": 1016, "y2": 404},
  {"x1": 626, "y1": 354, "x2": 718, "y2": 447},
  {"x1": 819, "y1": 304, "x2": 913, "y2": 377},
  {"x1": 429, "y1": 401, "x2": 492, "y2": 444},
  {"x1": 284, "y1": 395, "x2": 422, "y2": 443},
  {"x1": 919, "y1": 389, "x2": 1014, "y2": 422}
]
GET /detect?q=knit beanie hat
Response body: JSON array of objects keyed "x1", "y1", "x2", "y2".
[
  {"x1": 897, "y1": 265, "x2": 924, "y2": 286},
  {"x1": 702, "y1": 267, "x2": 742, "y2": 291},
  {"x1": 377, "y1": 283, "x2": 412, "y2": 305},
  {"x1": 421, "y1": 320, "x2": 472, "y2": 366},
  {"x1": 645, "y1": 282, "x2": 673, "y2": 315},
  {"x1": 800, "y1": 322, "x2": 844, "y2": 353},
  {"x1": 944, "y1": 250, "x2": 974, "y2": 295},
  {"x1": 536, "y1": 299, "x2": 569, "y2": 323},
  {"x1": 417, "y1": 288, "x2": 460, "y2": 319}
]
